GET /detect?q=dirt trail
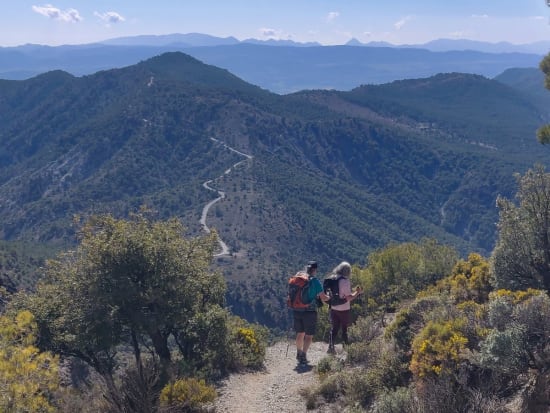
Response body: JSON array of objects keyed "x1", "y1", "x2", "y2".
[
  {"x1": 200, "y1": 137, "x2": 253, "y2": 257},
  {"x1": 213, "y1": 340, "x2": 337, "y2": 413}
]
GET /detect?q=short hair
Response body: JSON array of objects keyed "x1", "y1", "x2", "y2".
[
  {"x1": 333, "y1": 261, "x2": 351, "y2": 277},
  {"x1": 306, "y1": 260, "x2": 318, "y2": 274}
]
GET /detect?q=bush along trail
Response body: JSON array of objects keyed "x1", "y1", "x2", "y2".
[{"x1": 200, "y1": 137, "x2": 253, "y2": 257}]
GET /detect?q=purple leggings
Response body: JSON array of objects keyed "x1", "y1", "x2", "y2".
[{"x1": 330, "y1": 309, "x2": 351, "y2": 345}]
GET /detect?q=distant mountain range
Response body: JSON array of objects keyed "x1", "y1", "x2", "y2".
[
  {"x1": 99, "y1": 32, "x2": 322, "y2": 48},
  {"x1": 97, "y1": 33, "x2": 550, "y2": 54},
  {"x1": 1, "y1": 33, "x2": 546, "y2": 94},
  {"x1": 347, "y1": 37, "x2": 550, "y2": 55}
]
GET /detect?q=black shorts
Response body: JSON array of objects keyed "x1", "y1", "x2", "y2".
[{"x1": 293, "y1": 310, "x2": 317, "y2": 336}]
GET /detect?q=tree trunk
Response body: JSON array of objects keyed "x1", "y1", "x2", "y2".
[{"x1": 149, "y1": 328, "x2": 171, "y2": 385}]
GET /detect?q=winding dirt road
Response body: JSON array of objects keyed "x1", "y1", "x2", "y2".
[{"x1": 200, "y1": 137, "x2": 252, "y2": 257}]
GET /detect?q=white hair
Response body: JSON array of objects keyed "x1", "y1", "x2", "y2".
[{"x1": 333, "y1": 261, "x2": 351, "y2": 277}]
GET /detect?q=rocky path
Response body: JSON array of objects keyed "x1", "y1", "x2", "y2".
[{"x1": 214, "y1": 340, "x2": 336, "y2": 413}]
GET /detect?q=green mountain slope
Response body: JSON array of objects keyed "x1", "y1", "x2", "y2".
[
  {"x1": 1, "y1": 52, "x2": 549, "y2": 326},
  {"x1": 285, "y1": 73, "x2": 549, "y2": 254},
  {"x1": 494, "y1": 67, "x2": 550, "y2": 117}
]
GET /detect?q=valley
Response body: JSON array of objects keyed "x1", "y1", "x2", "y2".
[{"x1": 0, "y1": 51, "x2": 550, "y2": 327}]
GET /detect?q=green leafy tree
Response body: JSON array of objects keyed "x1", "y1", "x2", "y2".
[
  {"x1": 0, "y1": 310, "x2": 59, "y2": 413},
  {"x1": 18, "y1": 212, "x2": 225, "y2": 393},
  {"x1": 491, "y1": 165, "x2": 550, "y2": 291},
  {"x1": 356, "y1": 239, "x2": 458, "y2": 315},
  {"x1": 537, "y1": 53, "x2": 550, "y2": 144}
]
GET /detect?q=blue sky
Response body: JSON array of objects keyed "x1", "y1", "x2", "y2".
[{"x1": 2, "y1": 1, "x2": 550, "y2": 47}]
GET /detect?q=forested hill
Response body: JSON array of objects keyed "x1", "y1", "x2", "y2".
[{"x1": 1, "y1": 51, "x2": 550, "y2": 326}]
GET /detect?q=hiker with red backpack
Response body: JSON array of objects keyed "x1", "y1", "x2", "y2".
[
  {"x1": 287, "y1": 261, "x2": 329, "y2": 365},
  {"x1": 324, "y1": 261, "x2": 363, "y2": 354}
]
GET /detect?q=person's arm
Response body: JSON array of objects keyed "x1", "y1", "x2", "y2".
[
  {"x1": 346, "y1": 286, "x2": 363, "y2": 302},
  {"x1": 314, "y1": 278, "x2": 330, "y2": 301},
  {"x1": 318, "y1": 290, "x2": 330, "y2": 302}
]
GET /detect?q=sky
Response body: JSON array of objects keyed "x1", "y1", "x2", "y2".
[{"x1": 2, "y1": 0, "x2": 550, "y2": 47}]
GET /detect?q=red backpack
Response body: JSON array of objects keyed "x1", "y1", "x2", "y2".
[{"x1": 287, "y1": 271, "x2": 312, "y2": 309}]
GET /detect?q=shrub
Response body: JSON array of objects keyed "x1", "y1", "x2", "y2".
[
  {"x1": 159, "y1": 377, "x2": 216, "y2": 412},
  {"x1": 179, "y1": 306, "x2": 231, "y2": 379},
  {"x1": 343, "y1": 369, "x2": 376, "y2": 407},
  {"x1": 370, "y1": 386, "x2": 417, "y2": 413},
  {"x1": 298, "y1": 386, "x2": 318, "y2": 411},
  {"x1": 467, "y1": 389, "x2": 512, "y2": 413},
  {"x1": 481, "y1": 290, "x2": 550, "y2": 374},
  {"x1": 414, "y1": 374, "x2": 469, "y2": 413},
  {"x1": 456, "y1": 300, "x2": 488, "y2": 348},
  {"x1": 489, "y1": 288, "x2": 541, "y2": 304},
  {"x1": 346, "y1": 340, "x2": 372, "y2": 364},
  {"x1": 55, "y1": 382, "x2": 111, "y2": 413},
  {"x1": 114, "y1": 359, "x2": 161, "y2": 412},
  {"x1": 479, "y1": 324, "x2": 529, "y2": 374},
  {"x1": 367, "y1": 345, "x2": 410, "y2": 391},
  {"x1": 226, "y1": 316, "x2": 268, "y2": 371},
  {"x1": 316, "y1": 355, "x2": 342, "y2": 376},
  {"x1": 355, "y1": 239, "x2": 458, "y2": 316},
  {"x1": 384, "y1": 308, "x2": 416, "y2": 352},
  {"x1": 410, "y1": 318, "x2": 468, "y2": 379},
  {"x1": 348, "y1": 315, "x2": 383, "y2": 343},
  {"x1": 0, "y1": 310, "x2": 60, "y2": 413},
  {"x1": 511, "y1": 291, "x2": 550, "y2": 345},
  {"x1": 317, "y1": 372, "x2": 346, "y2": 402},
  {"x1": 424, "y1": 253, "x2": 492, "y2": 305},
  {"x1": 487, "y1": 293, "x2": 514, "y2": 331}
]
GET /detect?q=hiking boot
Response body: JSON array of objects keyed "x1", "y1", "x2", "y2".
[
  {"x1": 296, "y1": 350, "x2": 303, "y2": 361},
  {"x1": 298, "y1": 351, "x2": 308, "y2": 364},
  {"x1": 327, "y1": 346, "x2": 336, "y2": 355}
]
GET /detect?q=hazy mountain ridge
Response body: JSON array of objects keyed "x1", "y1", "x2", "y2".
[
  {"x1": 91, "y1": 32, "x2": 550, "y2": 54},
  {"x1": 0, "y1": 33, "x2": 545, "y2": 94},
  {"x1": 348, "y1": 37, "x2": 550, "y2": 54}
]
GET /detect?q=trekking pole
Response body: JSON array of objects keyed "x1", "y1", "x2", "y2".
[
  {"x1": 285, "y1": 309, "x2": 293, "y2": 358},
  {"x1": 328, "y1": 307, "x2": 334, "y2": 351}
]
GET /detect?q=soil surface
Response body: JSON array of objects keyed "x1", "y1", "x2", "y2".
[{"x1": 213, "y1": 340, "x2": 340, "y2": 413}]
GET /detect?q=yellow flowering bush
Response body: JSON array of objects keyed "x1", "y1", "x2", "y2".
[
  {"x1": 226, "y1": 318, "x2": 267, "y2": 370},
  {"x1": 0, "y1": 310, "x2": 60, "y2": 413},
  {"x1": 423, "y1": 253, "x2": 492, "y2": 304},
  {"x1": 410, "y1": 318, "x2": 468, "y2": 379},
  {"x1": 489, "y1": 288, "x2": 541, "y2": 304},
  {"x1": 236, "y1": 327, "x2": 260, "y2": 354},
  {"x1": 159, "y1": 377, "x2": 216, "y2": 411}
]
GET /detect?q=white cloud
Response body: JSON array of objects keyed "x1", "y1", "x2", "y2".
[
  {"x1": 326, "y1": 12, "x2": 339, "y2": 23},
  {"x1": 471, "y1": 14, "x2": 489, "y2": 19},
  {"x1": 32, "y1": 4, "x2": 82, "y2": 22},
  {"x1": 531, "y1": 15, "x2": 546, "y2": 20},
  {"x1": 94, "y1": 11, "x2": 126, "y2": 24},
  {"x1": 394, "y1": 16, "x2": 412, "y2": 30},
  {"x1": 449, "y1": 31, "x2": 466, "y2": 38},
  {"x1": 258, "y1": 27, "x2": 294, "y2": 41},
  {"x1": 260, "y1": 27, "x2": 279, "y2": 38}
]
